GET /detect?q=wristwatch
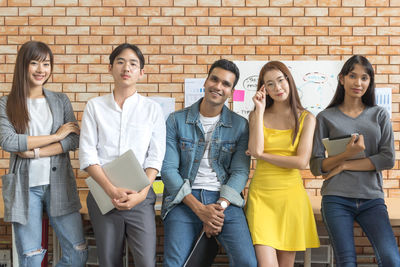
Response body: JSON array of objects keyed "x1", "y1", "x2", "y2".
[{"x1": 217, "y1": 199, "x2": 228, "y2": 209}]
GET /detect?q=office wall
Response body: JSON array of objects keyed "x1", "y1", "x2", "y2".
[{"x1": 0, "y1": 0, "x2": 399, "y2": 265}]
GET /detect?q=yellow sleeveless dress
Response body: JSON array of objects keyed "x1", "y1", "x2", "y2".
[{"x1": 245, "y1": 111, "x2": 320, "y2": 251}]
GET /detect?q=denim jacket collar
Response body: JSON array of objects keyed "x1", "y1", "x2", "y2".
[{"x1": 186, "y1": 98, "x2": 232, "y2": 128}]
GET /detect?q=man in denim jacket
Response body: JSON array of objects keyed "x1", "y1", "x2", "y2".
[{"x1": 161, "y1": 59, "x2": 257, "y2": 266}]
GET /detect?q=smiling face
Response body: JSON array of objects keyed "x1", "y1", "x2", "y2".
[
  {"x1": 263, "y1": 69, "x2": 290, "y2": 103},
  {"x1": 27, "y1": 54, "x2": 51, "y2": 90},
  {"x1": 202, "y1": 67, "x2": 235, "y2": 107},
  {"x1": 339, "y1": 63, "x2": 370, "y2": 99},
  {"x1": 109, "y1": 48, "x2": 144, "y2": 90}
]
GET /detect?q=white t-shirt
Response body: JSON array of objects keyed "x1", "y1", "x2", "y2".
[
  {"x1": 27, "y1": 97, "x2": 52, "y2": 187},
  {"x1": 192, "y1": 113, "x2": 221, "y2": 191}
]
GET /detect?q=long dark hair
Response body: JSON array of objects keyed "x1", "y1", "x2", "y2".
[
  {"x1": 6, "y1": 41, "x2": 53, "y2": 134},
  {"x1": 257, "y1": 61, "x2": 304, "y2": 144},
  {"x1": 327, "y1": 55, "x2": 375, "y2": 109}
]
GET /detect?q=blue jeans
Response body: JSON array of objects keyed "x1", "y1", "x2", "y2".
[
  {"x1": 321, "y1": 195, "x2": 400, "y2": 267},
  {"x1": 163, "y1": 189, "x2": 257, "y2": 267},
  {"x1": 13, "y1": 185, "x2": 88, "y2": 267}
]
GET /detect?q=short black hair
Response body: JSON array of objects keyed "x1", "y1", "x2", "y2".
[
  {"x1": 109, "y1": 43, "x2": 145, "y2": 69},
  {"x1": 207, "y1": 59, "x2": 240, "y2": 88}
]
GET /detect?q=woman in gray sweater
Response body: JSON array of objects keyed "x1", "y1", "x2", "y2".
[
  {"x1": 310, "y1": 55, "x2": 400, "y2": 267},
  {"x1": 0, "y1": 41, "x2": 87, "y2": 266}
]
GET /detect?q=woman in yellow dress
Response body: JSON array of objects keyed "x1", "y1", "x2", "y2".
[{"x1": 246, "y1": 61, "x2": 320, "y2": 267}]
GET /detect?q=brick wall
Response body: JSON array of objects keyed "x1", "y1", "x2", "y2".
[{"x1": 0, "y1": 0, "x2": 400, "y2": 265}]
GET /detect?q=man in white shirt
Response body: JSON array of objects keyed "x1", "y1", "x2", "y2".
[{"x1": 79, "y1": 43, "x2": 166, "y2": 267}]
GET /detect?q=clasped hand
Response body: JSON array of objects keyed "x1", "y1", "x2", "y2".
[
  {"x1": 109, "y1": 187, "x2": 145, "y2": 210},
  {"x1": 198, "y1": 204, "x2": 225, "y2": 238}
]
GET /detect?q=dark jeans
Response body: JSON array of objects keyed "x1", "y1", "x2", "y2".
[{"x1": 321, "y1": 195, "x2": 400, "y2": 267}]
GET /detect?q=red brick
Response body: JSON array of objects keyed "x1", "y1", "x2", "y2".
[
  {"x1": 197, "y1": 17, "x2": 220, "y2": 25},
  {"x1": 270, "y1": 0, "x2": 292, "y2": 6},
  {"x1": 317, "y1": 17, "x2": 341, "y2": 26},
  {"x1": 257, "y1": 26, "x2": 280, "y2": 35},
  {"x1": 366, "y1": 0, "x2": 389, "y2": 5},
  {"x1": 234, "y1": 26, "x2": 257, "y2": 35},
  {"x1": 207, "y1": 46, "x2": 231, "y2": 54},
  {"x1": 295, "y1": 0, "x2": 316, "y2": 5},
  {"x1": 342, "y1": 0, "x2": 365, "y2": 6},
  {"x1": 138, "y1": 26, "x2": 161, "y2": 35},
  {"x1": 378, "y1": 46, "x2": 400, "y2": 55},
  {"x1": 232, "y1": 45, "x2": 255, "y2": 54},
  {"x1": 66, "y1": 45, "x2": 88, "y2": 54},
  {"x1": 342, "y1": 36, "x2": 365, "y2": 45},
  {"x1": 32, "y1": 0, "x2": 54, "y2": 6},
  {"x1": 233, "y1": 7, "x2": 256, "y2": 16},
  {"x1": 54, "y1": 17, "x2": 77, "y2": 25},
  {"x1": 150, "y1": 36, "x2": 173, "y2": 44},
  {"x1": 103, "y1": 0, "x2": 125, "y2": 6},
  {"x1": 353, "y1": 7, "x2": 376, "y2": 16},
  {"x1": 78, "y1": 55, "x2": 101, "y2": 64},
  {"x1": 293, "y1": 17, "x2": 316, "y2": 26},
  {"x1": 174, "y1": 36, "x2": 196, "y2": 44},
  {"x1": 186, "y1": 26, "x2": 209, "y2": 35},
  {"x1": 305, "y1": 27, "x2": 328, "y2": 35},
  {"x1": 20, "y1": 26, "x2": 42, "y2": 35},
  {"x1": 222, "y1": 0, "x2": 245, "y2": 6},
  {"x1": 125, "y1": 17, "x2": 148, "y2": 25},
  {"x1": 148, "y1": 74, "x2": 171, "y2": 83},
  {"x1": 353, "y1": 27, "x2": 376, "y2": 36},
  {"x1": 42, "y1": 7, "x2": 64, "y2": 16},
  {"x1": 161, "y1": 45, "x2": 183, "y2": 54},
  {"x1": 222, "y1": 36, "x2": 245, "y2": 44},
  {"x1": 281, "y1": 27, "x2": 304, "y2": 35},
  {"x1": 104, "y1": 36, "x2": 126, "y2": 44},
  {"x1": 31, "y1": 35, "x2": 55, "y2": 44},
  {"x1": 318, "y1": 36, "x2": 340, "y2": 45},
  {"x1": 55, "y1": 0, "x2": 77, "y2": 5},
  {"x1": 256, "y1": 46, "x2": 280, "y2": 55},
  {"x1": 221, "y1": 17, "x2": 244, "y2": 26},
  {"x1": 127, "y1": 0, "x2": 149, "y2": 5},
  {"x1": 89, "y1": 45, "x2": 113, "y2": 54},
  {"x1": 173, "y1": 55, "x2": 196, "y2": 64},
  {"x1": 67, "y1": 26, "x2": 89, "y2": 35},
  {"x1": 245, "y1": 36, "x2": 268, "y2": 45},
  {"x1": 8, "y1": 0, "x2": 30, "y2": 6},
  {"x1": 115, "y1": 26, "x2": 136, "y2": 35},
  {"x1": 329, "y1": 46, "x2": 353, "y2": 54},
  {"x1": 245, "y1": 17, "x2": 268, "y2": 26},
  {"x1": 78, "y1": 36, "x2": 102, "y2": 44},
  {"x1": 329, "y1": 7, "x2": 352, "y2": 16},
  {"x1": 305, "y1": 45, "x2": 328, "y2": 54},
  {"x1": 209, "y1": 7, "x2": 232, "y2": 16},
  {"x1": 66, "y1": 7, "x2": 89, "y2": 16},
  {"x1": 160, "y1": 64, "x2": 183, "y2": 73},
  {"x1": 305, "y1": 7, "x2": 328, "y2": 16},
  {"x1": 89, "y1": 7, "x2": 113, "y2": 16},
  {"x1": 53, "y1": 74, "x2": 76, "y2": 82},
  {"x1": 114, "y1": 7, "x2": 137, "y2": 16},
  {"x1": 378, "y1": 27, "x2": 400, "y2": 36},
  {"x1": 173, "y1": 17, "x2": 196, "y2": 26},
  {"x1": 293, "y1": 36, "x2": 316, "y2": 45},
  {"x1": 161, "y1": 7, "x2": 184, "y2": 16},
  {"x1": 270, "y1": 36, "x2": 292, "y2": 45},
  {"x1": 328, "y1": 26, "x2": 352, "y2": 35},
  {"x1": 199, "y1": 0, "x2": 222, "y2": 6},
  {"x1": 162, "y1": 26, "x2": 184, "y2": 35},
  {"x1": 5, "y1": 17, "x2": 28, "y2": 25},
  {"x1": 184, "y1": 64, "x2": 208, "y2": 73},
  {"x1": 149, "y1": 17, "x2": 172, "y2": 26},
  {"x1": 186, "y1": 7, "x2": 208, "y2": 16},
  {"x1": 342, "y1": 17, "x2": 365, "y2": 26},
  {"x1": 0, "y1": 8, "x2": 17, "y2": 17},
  {"x1": 281, "y1": 46, "x2": 304, "y2": 54},
  {"x1": 269, "y1": 17, "x2": 292, "y2": 26},
  {"x1": 137, "y1": 7, "x2": 160, "y2": 16},
  {"x1": 366, "y1": 17, "x2": 388, "y2": 26},
  {"x1": 159, "y1": 83, "x2": 182, "y2": 93},
  {"x1": 281, "y1": 7, "x2": 305, "y2": 16},
  {"x1": 378, "y1": 7, "x2": 400, "y2": 16},
  {"x1": 354, "y1": 46, "x2": 376, "y2": 54}
]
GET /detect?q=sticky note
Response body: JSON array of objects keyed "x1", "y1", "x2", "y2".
[{"x1": 233, "y1": 90, "x2": 245, "y2": 102}]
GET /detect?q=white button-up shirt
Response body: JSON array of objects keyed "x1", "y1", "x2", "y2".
[{"x1": 79, "y1": 92, "x2": 166, "y2": 171}]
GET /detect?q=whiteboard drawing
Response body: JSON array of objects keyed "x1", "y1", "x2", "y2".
[{"x1": 233, "y1": 61, "x2": 343, "y2": 120}]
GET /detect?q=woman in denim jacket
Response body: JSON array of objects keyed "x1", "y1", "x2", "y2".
[{"x1": 0, "y1": 41, "x2": 87, "y2": 266}]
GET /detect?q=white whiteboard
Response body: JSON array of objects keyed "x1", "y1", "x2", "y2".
[{"x1": 233, "y1": 61, "x2": 343, "y2": 119}]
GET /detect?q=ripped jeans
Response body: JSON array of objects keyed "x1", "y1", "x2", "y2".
[{"x1": 13, "y1": 185, "x2": 88, "y2": 267}]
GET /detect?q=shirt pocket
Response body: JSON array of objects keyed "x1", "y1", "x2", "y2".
[
  {"x1": 179, "y1": 138, "x2": 195, "y2": 165},
  {"x1": 218, "y1": 141, "x2": 236, "y2": 167}
]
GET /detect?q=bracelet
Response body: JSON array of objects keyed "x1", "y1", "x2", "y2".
[{"x1": 34, "y1": 148, "x2": 40, "y2": 159}]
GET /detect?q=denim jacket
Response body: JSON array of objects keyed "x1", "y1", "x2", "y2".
[{"x1": 161, "y1": 98, "x2": 250, "y2": 219}]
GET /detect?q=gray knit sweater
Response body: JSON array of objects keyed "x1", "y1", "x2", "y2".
[{"x1": 310, "y1": 105, "x2": 394, "y2": 199}]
